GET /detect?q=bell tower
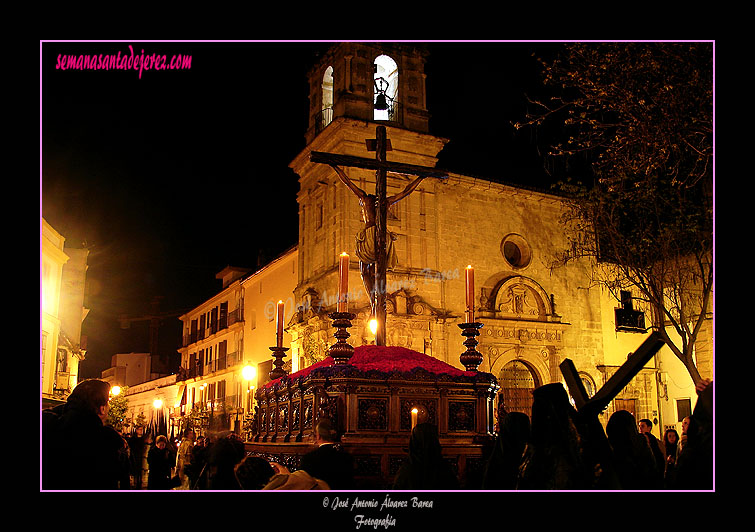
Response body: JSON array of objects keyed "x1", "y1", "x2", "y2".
[
  {"x1": 303, "y1": 43, "x2": 435, "y2": 144},
  {"x1": 294, "y1": 42, "x2": 447, "y2": 178}
]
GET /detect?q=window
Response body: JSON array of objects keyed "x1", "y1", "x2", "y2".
[
  {"x1": 501, "y1": 233, "x2": 532, "y2": 269},
  {"x1": 219, "y1": 302, "x2": 228, "y2": 329},
  {"x1": 615, "y1": 290, "x2": 646, "y2": 332},
  {"x1": 321, "y1": 66, "x2": 334, "y2": 129},
  {"x1": 676, "y1": 398, "x2": 692, "y2": 422},
  {"x1": 374, "y1": 55, "x2": 398, "y2": 121}
]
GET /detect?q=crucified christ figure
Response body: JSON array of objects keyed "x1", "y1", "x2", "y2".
[{"x1": 331, "y1": 165, "x2": 429, "y2": 314}]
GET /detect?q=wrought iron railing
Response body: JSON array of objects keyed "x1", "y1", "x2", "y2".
[
  {"x1": 615, "y1": 308, "x2": 646, "y2": 332},
  {"x1": 183, "y1": 306, "x2": 243, "y2": 347}
]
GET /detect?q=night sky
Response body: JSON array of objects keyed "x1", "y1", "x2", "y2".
[{"x1": 41, "y1": 40, "x2": 566, "y2": 380}]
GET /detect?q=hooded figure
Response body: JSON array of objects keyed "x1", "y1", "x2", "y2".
[
  {"x1": 482, "y1": 411, "x2": 530, "y2": 490},
  {"x1": 606, "y1": 410, "x2": 661, "y2": 490},
  {"x1": 517, "y1": 383, "x2": 591, "y2": 490},
  {"x1": 672, "y1": 381, "x2": 713, "y2": 490},
  {"x1": 392, "y1": 423, "x2": 459, "y2": 490}
]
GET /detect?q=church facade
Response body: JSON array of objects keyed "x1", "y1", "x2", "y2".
[{"x1": 283, "y1": 42, "x2": 711, "y2": 434}]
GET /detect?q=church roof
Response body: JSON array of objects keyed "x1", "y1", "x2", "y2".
[{"x1": 261, "y1": 345, "x2": 483, "y2": 390}]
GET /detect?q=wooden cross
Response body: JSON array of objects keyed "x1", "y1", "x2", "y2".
[
  {"x1": 560, "y1": 331, "x2": 666, "y2": 415},
  {"x1": 310, "y1": 125, "x2": 447, "y2": 346}
]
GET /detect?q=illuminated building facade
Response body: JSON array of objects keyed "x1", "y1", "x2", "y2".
[
  {"x1": 286, "y1": 43, "x2": 712, "y2": 436},
  {"x1": 41, "y1": 218, "x2": 89, "y2": 407},
  {"x1": 119, "y1": 43, "x2": 711, "y2": 440}
]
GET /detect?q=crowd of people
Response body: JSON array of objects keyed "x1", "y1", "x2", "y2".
[{"x1": 42, "y1": 377, "x2": 713, "y2": 491}]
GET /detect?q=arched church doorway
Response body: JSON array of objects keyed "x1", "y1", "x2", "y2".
[{"x1": 498, "y1": 359, "x2": 540, "y2": 419}]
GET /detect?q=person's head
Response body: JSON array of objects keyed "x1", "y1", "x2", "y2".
[
  {"x1": 184, "y1": 428, "x2": 196, "y2": 441},
  {"x1": 606, "y1": 410, "x2": 641, "y2": 452},
  {"x1": 234, "y1": 456, "x2": 275, "y2": 490},
  {"x1": 155, "y1": 435, "x2": 168, "y2": 449},
  {"x1": 681, "y1": 415, "x2": 699, "y2": 442},
  {"x1": 638, "y1": 419, "x2": 653, "y2": 434},
  {"x1": 405, "y1": 423, "x2": 444, "y2": 465},
  {"x1": 314, "y1": 417, "x2": 338, "y2": 445},
  {"x1": 196, "y1": 436, "x2": 205, "y2": 447},
  {"x1": 664, "y1": 428, "x2": 679, "y2": 446},
  {"x1": 67, "y1": 379, "x2": 111, "y2": 422},
  {"x1": 529, "y1": 383, "x2": 579, "y2": 447},
  {"x1": 500, "y1": 411, "x2": 530, "y2": 450}
]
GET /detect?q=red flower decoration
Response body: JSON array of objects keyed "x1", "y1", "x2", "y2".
[{"x1": 262, "y1": 345, "x2": 477, "y2": 390}]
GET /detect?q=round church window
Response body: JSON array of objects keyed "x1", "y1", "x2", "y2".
[{"x1": 501, "y1": 234, "x2": 532, "y2": 269}]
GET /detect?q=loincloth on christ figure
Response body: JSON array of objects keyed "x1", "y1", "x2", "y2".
[{"x1": 355, "y1": 226, "x2": 398, "y2": 269}]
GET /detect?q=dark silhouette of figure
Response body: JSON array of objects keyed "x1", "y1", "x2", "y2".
[
  {"x1": 127, "y1": 426, "x2": 148, "y2": 489},
  {"x1": 208, "y1": 432, "x2": 246, "y2": 489},
  {"x1": 147, "y1": 434, "x2": 175, "y2": 490},
  {"x1": 300, "y1": 417, "x2": 355, "y2": 490},
  {"x1": 42, "y1": 379, "x2": 126, "y2": 490},
  {"x1": 517, "y1": 383, "x2": 592, "y2": 490},
  {"x1": 482, "y1": 411, "x2": 530, "y2": 490},
  {"x1": 671, "y1": 379, "x2": 713, "y2": 490},
  {"x1": 606, "y1": 410, "x2": 661, "y2": 489},
  {"x1": 234, "y1": 455, "x2": 276, "y2": 490},
  {"x1": 392, "y1": 423, "x2": 459, "y2": 490},
  {"x1": 190, "y1": 435, "x2": 209, "y2": 489}
]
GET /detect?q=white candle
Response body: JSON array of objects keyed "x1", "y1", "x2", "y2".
[{"x1": 411, "y1": 407, "x2": 418, "y2": 430}]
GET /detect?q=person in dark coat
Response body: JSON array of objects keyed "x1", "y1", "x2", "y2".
[
  {"x1": 147, "y1": 435, "x2": 175, "y2": 489},
  {"x1": 42, "y1": 379, "x2": 125, "y2": 490},
  {"x1": 606, "y1": 410, "x2": 661, "y2": 490},
  {"x1": 517, "y1": 383, "x2": 592, "y2": 490},
  {"x1": 392, "y1": 422, "x2": 459, "y2": 490},
  {"x1": 671, "y1": 379, "x2": 713, "y2": 490},
  {"x1": 482, "y1": 411, "x2": 530, "y2": 490},
  {"x1": 190, "y1": 435, "x2": 209, "y2": 489},
  {"x1": 300, "y1": 417, "x2": 355, "y2": 490},
  {"x1": 639, "y1": 418, "x2": 665, "y2": 486},
  {"x1": 127, "y1": 426, "x2": 148, "y2": 489}
]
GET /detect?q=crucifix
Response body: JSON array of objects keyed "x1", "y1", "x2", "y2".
[{"x1": 310, "y1": 126, "x2": 447, "y2": 346}]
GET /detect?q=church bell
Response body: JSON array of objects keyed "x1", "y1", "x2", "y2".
[
  {"x1": 374, "y1": 76, "x2": 391, "y2": 111},
  {"x1": 374, "y1": 93, "x2": 389, "y2": 111}
]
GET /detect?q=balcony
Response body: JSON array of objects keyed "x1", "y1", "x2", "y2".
[
  {"x1": 177, "y1": 351, "x2": 241, "y2": 382},
  {"x1": 183, "y1": 306, "x2": 243, "y2": 347},
  {"x1": 615, "y1": 308, "x2": 646, "y2": 332}
]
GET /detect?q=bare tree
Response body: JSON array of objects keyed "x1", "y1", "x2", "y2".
[{"x1": 516, "y1": 42, "x2": 713, "y2": 384}]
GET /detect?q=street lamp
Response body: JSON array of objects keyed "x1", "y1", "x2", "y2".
[
  {"x1": 110, "y1": 385, "x2": 122, "y2": 397},
  {"x1": 242, "y1": 364, "x2": 257, "y2": 409},
  {"x1": 242, "y1": 364, "x2": 257, "y2": 440}
]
